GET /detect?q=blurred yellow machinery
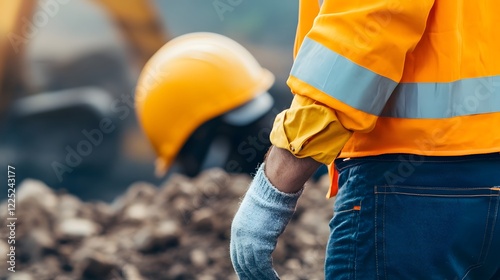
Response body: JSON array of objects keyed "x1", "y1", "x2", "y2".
[
  {"x1": 0, "y1": 0, "x2": 169, "y2": 114},
  {"x1": 0, "y1": 1, "x2": 301, "y2": 199},
  {"x1": 0, "y1": 0, "x2": 170, "y2": 199}
]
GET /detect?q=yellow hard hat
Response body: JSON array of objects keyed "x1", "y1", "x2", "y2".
[{"x1": 135, "y1": 32, "x2": 275, "y2": 176}]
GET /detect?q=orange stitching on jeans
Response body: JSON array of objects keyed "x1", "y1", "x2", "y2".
[{"x1": 353, "y1": 205, "x2": 361, "y2": 211}]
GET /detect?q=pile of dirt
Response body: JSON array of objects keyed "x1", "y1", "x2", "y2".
[{"x1": 0, "y1": 168, "x2": 334, "y2": 280}]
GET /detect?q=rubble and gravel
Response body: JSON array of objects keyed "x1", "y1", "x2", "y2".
[{"x1": 0, "y1": 168, "x2": 335, "y2": 280}]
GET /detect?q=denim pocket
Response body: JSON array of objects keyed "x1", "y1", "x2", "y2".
[{"x1": 374, "y1": 185, "x2": 500, "y2": 280}]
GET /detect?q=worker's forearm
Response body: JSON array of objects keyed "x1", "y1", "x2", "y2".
[{"x1": 264, "y1": 146, "x2": 321, "y2": 193}]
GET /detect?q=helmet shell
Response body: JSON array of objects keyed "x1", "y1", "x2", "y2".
[{"x1": 135, "y1": 32, "x2": 274, "y2": 173}]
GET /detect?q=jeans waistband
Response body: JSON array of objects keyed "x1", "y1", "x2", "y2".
[
  {"x1": 334, "y1": 152, "x2": 500, "y2": 188},
  {"x1": 335, "y1": 152, "x2": 500, "y2": 171}
]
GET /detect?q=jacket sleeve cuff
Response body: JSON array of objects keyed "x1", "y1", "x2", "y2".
[{"x1": 270, "y1": 94, "x2": 352, "y2": 165}]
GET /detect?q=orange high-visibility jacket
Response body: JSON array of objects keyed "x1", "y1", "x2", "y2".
[{"x1": 289, "y1": 0, "x2": 500, "y2": 160}]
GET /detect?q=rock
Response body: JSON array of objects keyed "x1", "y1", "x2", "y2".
[
  {"x1": 10, "y1": 203, "x2": 53, "y2": 239},
  {"x1": 54, "y1": 276, "x2": 74, "y2": 280},
  {"x1": 198, "y1": 275, "x2": 217, "y2": 280},
  {"x1": 227, "y1": 275, "x2": 240, "y2": 280},
  {"x1": 280, "y1": 274, "x2": 301, "y2": 280},
  {"x1": 194, "y1": 170, "x2": 225, "y2": 199},
  {"x1": 167, "y1": 263, "x2": 188, "y2": 279},
  {"x1": 156, "y1": 220, "x2": 181, "y2": 239},
  {"x1": 81, "y1": 236, "x2": 118, "y2": 255},
  {"x1": 158, "y1": 174, "x2": 197, "y2": 202},
  {"x1": 71, "y1": 237, "x2": 120, "y2": 277},
  {"x1": 28, "y1": 255, "x2": 61, "y2": 279},
  {"x1": 127, "y1": 182, "x2": 158, "y2": 201},
  {"x1": 122, "y1": 203, "x2": 151, "y2": 223},
  {"x1": 122, "y1": 264, "x2": 145, "y2": 280},
  {"x1": 190, "y1": 209, "x2": 214, "y2": 232},
  {"x1": 21, "y1": 229, "x2": 56, "y2": 262},
  {"x1": 225, "y1": 174, "x2": 251, "y2": 197},
  {"x1": 7, "y1": 272, "x2": 34, "y2": 280},
  {"x1": 57, "y1": 218, "x2": 100, "y2": 240},
  {"x1": 171, "y1": 196, "x2": 199, "y2": 222},
  {"x1": 9, "y1": 172, "x2": 332, "y2": 279},
  {"x1": 132, "y1": 226, "x2": 156, "y2": 252},
  {"x1": 109, "y1": 226, "x2": 139, "y2": 250},
  {"x1": 133, "y1": 221, "x2": 180, "y2": 253},
  {"x1": 285, "y1": 258, "x2": 302, "y2": 271},
  {"x1": 150, "y1": 220, "x2": 181, "y2": 251},
  {"x1": 190, "y1": 249, "x2": 209, "y2": 268},
  {"x1": 17, "y1": 179, "x2": 58, "y2": 213},
  {"x1": 57, "y1": 243, "x2": 78, "y2": 261},
  {"x1": 80, "y1": 252, "x2": 119, "y2": 279},
  {"x1": 206, "y1": 246, "x2": 227, "y2": 264},
  {"x1": 90, "y1": 202, "x2": 114, "y2": 226},
  {"x1": 112, "y1": 182, "x2": 158, "y2": 212},
  {"x1": 57, "y1": 194, "x2": 83, "y2": 220}
]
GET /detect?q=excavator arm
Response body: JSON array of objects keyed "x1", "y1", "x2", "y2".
[
  {"x1": 0, "y1": 1, "x2": 36, "y2": 114},
  {"x1": 93, "y1": 0, "x2": 169, "y2": 67}
]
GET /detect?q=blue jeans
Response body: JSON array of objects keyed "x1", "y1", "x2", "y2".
[{"x1": 326, "y1": 153, "x2": 500, "y2": 280}]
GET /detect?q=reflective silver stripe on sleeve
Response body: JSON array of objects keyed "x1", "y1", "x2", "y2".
[
  {"x1": 291, "y1": 39, "x2": 500, "y2": 119},
  {"x1": 291, "y1": 38, "x2": 397, "y2": 116}
]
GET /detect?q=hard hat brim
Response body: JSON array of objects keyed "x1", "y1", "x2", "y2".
[{"x1": 222, "y1": 91, "x2": 274, "y2": 127}]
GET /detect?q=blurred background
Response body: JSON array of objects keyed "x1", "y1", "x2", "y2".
[
  {"x1": 0, "y1": 0, "x2": 298, "y2": 201},
  {"x1": 0, "y1": 2, "x2": 335, "y2": 279}
]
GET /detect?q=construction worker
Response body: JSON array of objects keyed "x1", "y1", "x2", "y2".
[
  {"x1": 230, "y1": 0, "x2": 500, "y2": 279},
  {"x1": 135, "y1": 32, "x2": 277, "y2": 178}
]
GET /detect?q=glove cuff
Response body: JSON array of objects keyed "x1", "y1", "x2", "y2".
[{"x1": 248, "y1": 164, "x2": 303, "y2": 209}]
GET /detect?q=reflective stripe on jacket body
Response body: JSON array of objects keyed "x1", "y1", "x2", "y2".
[{"x1": 289, "y1": 0, "x2": 500, "y2": 159}]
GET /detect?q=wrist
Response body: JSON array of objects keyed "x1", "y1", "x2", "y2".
[
  {"x1": 251, "y1": 163, "x2": 303, "y2": 208},
  {"x1": 264, "y1": 146, "x2": 321, "y2": 193}
]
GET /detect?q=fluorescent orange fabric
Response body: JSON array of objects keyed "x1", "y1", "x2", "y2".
[
  {"x1": 272, "y1": 0, "x2": 500, "y2": 198},
  {"x1": 293, "y1": 0, "x2": 320, "y2": 58}
]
